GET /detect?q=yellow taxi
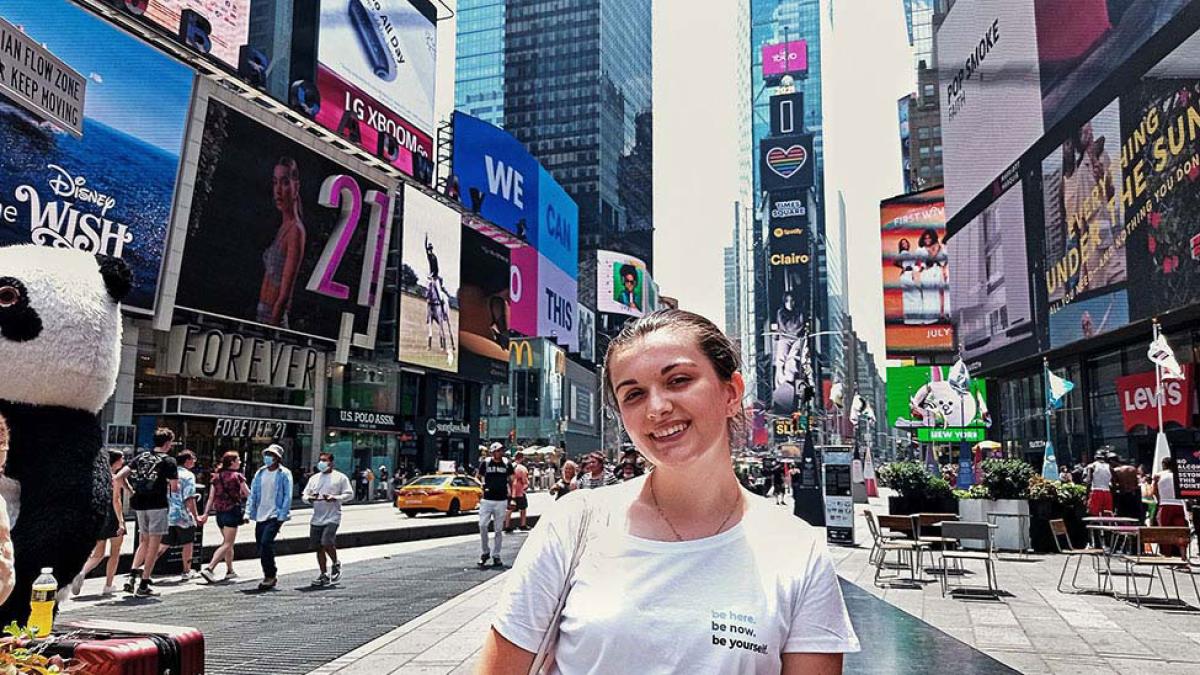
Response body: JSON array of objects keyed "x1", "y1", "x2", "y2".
[{"x1": 395, "y1": 474, "x2": 483, "y2": 517}]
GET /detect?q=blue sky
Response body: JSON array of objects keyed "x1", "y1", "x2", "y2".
[{"x1": 4, "y1": 0, "x2": 194, "y2": 154}]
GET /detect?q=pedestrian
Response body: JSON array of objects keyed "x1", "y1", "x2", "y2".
[
  {"x1": 162, "y1": 450, "x2": 205, "y2": 581},
  {"x1": 246, "y1": 444, "x2": 293, "y2": 590},
  {"x1": 617, "y1": 462, "x2": 640, "y2": 482},
  {"x1": 302, "y1": 452, "x2": 353, "y2": 587},
  {"x1": 377, "y1": 464, "x2": 390, "y2": 500},
  {"x1": 531, "y1": 464, "x2": 543, "y2": 492},
  {"x1": 550, "y1": 460, "x2": 580, "y2": 500},
  {"x1": 355, "y1": 467, "x2": 370, "y2": 502},
  {"x1": 481, "y1": 309, "x2": 858, "y2": 672},
  {"x1": 1059, "y1": 465, "x2": 1074, "y2": 483},
  {"x1": 1084, "y1": 450, "x2": 1114, "y2": 516},
  {"x1": 1110, "y1": 457, "x2": 1143, "y2": 522},
  {"x1": 123, "y1": 428, "x2": 180, "y2": 596},
  {"x1": 579, "y1": 452, "x2": 618, "y2": 489},
  {"x1": 771, "y1": 460, "x2": 787, "y2": 505},
  {"x1": 475, "y1": 442, "x2": 513, "y2": 568},
  {"x1": 1153, "y1": 457, "x2": 1188, "y2": 556},
  {"x1": 504, "y1": 452, "x2": 531, "y2": 533},
  {"x1": 72, "y1": 450, "x2": 130, "y2": 596},
  {"x1": 199, "y1": 451, "x2": 250, "y2": 583}
]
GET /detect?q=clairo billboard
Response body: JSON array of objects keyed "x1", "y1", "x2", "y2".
[
  {"x1": 458, "y1": 226, "x2": 509, "y2": 384},
  {"x1": 173, "y1": 93, "x2": 393, "y2": 344},
  {"x1": 880, "y1": 187, "x2": 953, "y2": 357},
  {"x1": 316, "y1": 0, "x2": 437, "y2": 182},
  {"x1": 0, "y1": 0, "x2": 195, "y2": 314}
]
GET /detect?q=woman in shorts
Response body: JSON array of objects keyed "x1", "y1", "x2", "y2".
[
  {"x1": 479, "y1": 309, "x2": 859, "y2": 674},
  {"x1": 72, "y1": 450, "x2": 131, "y2": 595},
  {"x1": 199, "y1": 451, "x2": 250, "y2": 583}
]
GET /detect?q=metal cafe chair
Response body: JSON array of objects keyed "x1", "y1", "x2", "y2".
[
  {"x1": 1049, "y1": 519, "x2": 1107, "y2": 594},
  {"x1": 864, "y1": 509, "x2": 906, "y2": 566},
  {"x1": 1118, "y1": 527, "x2": 1197, "y2": 607},
  {"x1": 916, "y1": 513, "x2": 960, "y2": 550},
  {"x1": 874, "y1": 515, "x2": 930, "y2": 586},
  {"x1": 939, "y1": 521, "x2": 1001, "y2": 599}
]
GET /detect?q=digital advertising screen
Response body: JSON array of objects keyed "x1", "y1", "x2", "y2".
[
  {"x1": 176, "y1": 99, "x2": 391, "y2": 340},
  {"x1": 885, "y1": 365, "x2": 988, "y2": 433},
  {"x1": 760, "y1": 134, "x2": 815, "y2": 192},
  {"x1": 937, "y1": 0, "x2": 1044, "y2": 221},
  {"x1": 596, "y1": 250, "x2": 648, "y2": 318},
  {"x1": 316, "y1": 0, "x2": 437, "y2": 180},
  {"x1": 948, "y1": 179, "x2": 1036, "y2": 369},
  {"x1": 0, "y1": 0, "x2": 194, "y2": 313},
  {"x1": 536, "y1": 166, "x2": 579, "y2": 279},
  {"x1": 1035, "y1": 0, "x2": 1189, "y2": 130},
  {"x1": 880, "y1": 187, "x2": 953, "y2": 357},
  {"x1": 451, "y1": 111, "x2": 538, "y2": 241},
  {"x1": 458, "y1": 226, "x2": 509, "y2": 384},
  {"x1": 537, "y1": 254, "x2": 578, "y2": 352},
  {"x1": 398, "y1": 189, "x2": 461, "y2": 372},
  {"x1": 141, "y1": 1, "x2": 252, "y2": 69},
  {"x1": 762, "y1": 40, "x2": 808, "y2": 81},
  {"x1": 509, "y1": 244, "x2": 539, "y2": 337},
  {"x1": 578, "y1": 305, "x2": 596, "y2": 363}
]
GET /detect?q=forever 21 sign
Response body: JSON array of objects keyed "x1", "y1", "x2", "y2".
[{"x1": 326, "y1": 408, "x2": 401, "y2": 433}]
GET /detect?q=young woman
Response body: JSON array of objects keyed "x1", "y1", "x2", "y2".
[
  {"x1": 72, "y1": 450, "x2": 130, "y2": 595},
  {"x1": 199, "y1": 451, "x2": 250, "y2": 583},
  {"x1": 894, "y1": 237, "x2": 922, "y2": 325},
  {"x1": 915, "y1": 229, "x2": 948, "y2": 323},
  {"x1": 257, "y1": 157, "x2": 307, "y2": 329},
  {"x1": 479, "y1": 309, "x2": 859, "y2": 674}
]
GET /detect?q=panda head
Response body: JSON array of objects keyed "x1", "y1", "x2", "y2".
[{"x1": 0, "y1": 245, "x2": 131, "y2": 413}]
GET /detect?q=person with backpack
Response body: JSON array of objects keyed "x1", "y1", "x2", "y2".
[{"x1": 123, "y1": 429, "x2": 179, "y2": 596}]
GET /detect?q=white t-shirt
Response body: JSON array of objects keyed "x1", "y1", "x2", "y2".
[
  {"x1": 1088, "y1": 461, "x2": 1112, "y2": 491},
  {"x1": 1157, "y1": 471, "x2": 1184, "y2": 506},
  {"x1": 493, "y1": 476, "x2": 859, "y2": 674},
  {"x1": 255, "y1": 469, "x2": 279, "y2": 522}
]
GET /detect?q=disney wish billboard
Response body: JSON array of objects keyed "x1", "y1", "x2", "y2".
[{"x1": 0, "y1": 0, "x2": 195, "y2": 313}]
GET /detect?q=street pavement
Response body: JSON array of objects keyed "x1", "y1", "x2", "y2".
[{"x1": 59, "y1": 490, "x2": 1200, "y2": 674}]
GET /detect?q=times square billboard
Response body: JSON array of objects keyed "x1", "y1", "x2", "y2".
[
  {"x1": 880, "y1": 187, "x2": 953, "y2": 358},
  {"x1": 945, "y1": 6, "x2": 1200, "y2": 373}
]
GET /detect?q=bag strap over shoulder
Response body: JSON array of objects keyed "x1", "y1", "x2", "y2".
[{"x1": 529, "y1": 493, "x2": 594, "y2": 675}]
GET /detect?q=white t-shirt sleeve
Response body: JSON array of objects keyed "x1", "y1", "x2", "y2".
[
  {"x1": 492, "y1": 491, "x2": 584, "y2": 652},
  {"x1": 783, "y1": 539, "x2": 860, "y2": 654}
]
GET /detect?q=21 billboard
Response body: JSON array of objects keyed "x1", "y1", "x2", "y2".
[
  {"x1": 880, "y1": 187, "x2": 954, "y2": 357},
  {"x1": 316, "y1": 0, "x2": 437, "y2": 181},
  {"x1": 760, "y1": 134, "x2": 815, "y2": 192},
  {"x1": 175, "y1": 97, "x2": 392, "y2": 342},
  {"x1": 0, "y1": 0, "x2": 194, "y2": 314}
]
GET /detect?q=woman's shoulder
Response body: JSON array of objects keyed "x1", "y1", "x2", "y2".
[{"x1": 741, "y1": 495, "x2": 826, "y2": 553}]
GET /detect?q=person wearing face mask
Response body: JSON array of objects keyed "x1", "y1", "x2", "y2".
[
  {"x1": 302, "y1": 452, "x2": 354, "y2": 587},
  {"x1": 246, "y1": 444, "x2": 293, "y2": 590}
]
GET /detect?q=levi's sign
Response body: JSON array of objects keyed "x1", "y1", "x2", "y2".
[{"x1": 1115, "y1": 365, "x2": 1193, "y2": 432}]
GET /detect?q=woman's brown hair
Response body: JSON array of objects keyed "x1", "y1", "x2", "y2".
[
  {"x1": 600, "y1": 309, "x2": 748, "y2": 448},
  {"x1": 219, "y1": 451, "x2": 241, "y2": 469}
]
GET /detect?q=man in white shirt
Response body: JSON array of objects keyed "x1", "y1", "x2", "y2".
[
  {"x1": 246, "y1": 444, "x2": 293, "y2": 591},
  {"x1": 1085, "y1": 450, "x2": 1114, "y2": 516},
  {"x1": 302, "y1": 452, "x2": 354, "y2": 587}
]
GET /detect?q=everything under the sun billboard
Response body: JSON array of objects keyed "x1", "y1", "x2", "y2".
[
  {"x1": 315, "y1": 0, "x2": 437, "y2": 182},
  {"x1": 0, "y1": 0, "x2": 195, "y2": 314}
]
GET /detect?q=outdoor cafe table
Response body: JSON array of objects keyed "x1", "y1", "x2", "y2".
[
  {"x1": 1085, "y1": 524, "x2": 1141, "y2": 593},
  {"x1": 1082, "y1": 516, "x2": 1139, "y2": 548}
]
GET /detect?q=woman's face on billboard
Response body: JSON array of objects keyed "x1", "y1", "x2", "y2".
[{"x1": 273, "y1": 163, "x2": 299, "y2": 213}]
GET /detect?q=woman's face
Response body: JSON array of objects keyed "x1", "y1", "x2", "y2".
[
  {"x1": 273, "y1": 164, "x2": 298, "y2": 213},
  {"x1": 919, "y1": 231, "x2": 935, "y2": 247},
  {"x1": 608, "y1": 329, "x2": 744, "y2": 470},
  {"x1": 564, "y1": 464, "x2": 576, "y2": 479},
  {"x1": 898, "y1": 239, "x2": 910, "y2": 252}
]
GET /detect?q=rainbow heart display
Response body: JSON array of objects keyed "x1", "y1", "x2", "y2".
[{"x1": 766, "y1": 144, "x2": 808, "y2": 179}]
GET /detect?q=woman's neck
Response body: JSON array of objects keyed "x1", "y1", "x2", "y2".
[{"x1": 639, "y1": 457, "x2": 744, "y2": 533}]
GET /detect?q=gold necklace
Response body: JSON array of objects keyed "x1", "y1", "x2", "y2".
[{"x1": 648, "y1": 473, "x2": 742, "y2": 541}]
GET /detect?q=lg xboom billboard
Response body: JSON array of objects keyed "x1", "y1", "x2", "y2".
[
  {"x1": 880, "y1": 187, "x2": 953, "y2": 357},
  {"x1": 0, "y1": 0, "x2": 194, "y2": 314},
  {"x1": 316, "y1": 0, "x2": 437, "y2": 182},
  {"x1": 175, "y1": 98, "x2": 393, "y2": 342}
]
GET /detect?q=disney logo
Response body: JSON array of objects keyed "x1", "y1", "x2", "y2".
[{"x1": 47, "y1": 164, "x2": 116, "y2": 217}]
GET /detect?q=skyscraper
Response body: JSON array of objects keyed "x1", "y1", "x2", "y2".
[{"x1": 454, "y1": 0, "x2": 506, "y2": 127}]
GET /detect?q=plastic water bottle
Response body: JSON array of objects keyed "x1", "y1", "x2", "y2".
[{"x1": 29, "y1": 568, "x2": 56, "y2": 638}]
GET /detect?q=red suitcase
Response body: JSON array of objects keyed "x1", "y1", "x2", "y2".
[{"x1": 42, "y1": 619, "x2": 204, "y2": 674}]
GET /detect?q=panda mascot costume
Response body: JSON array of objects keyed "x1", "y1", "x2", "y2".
[{"x1": 0, "y1": 245, "x2": 131, "y2": 624}]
